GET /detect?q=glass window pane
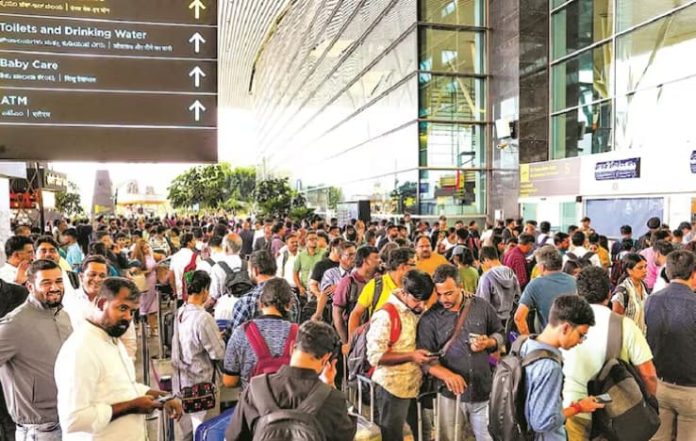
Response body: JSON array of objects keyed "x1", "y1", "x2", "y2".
[
  {"x1": 551, "y1": 43, "x2": 612, "y2": 112},
  {"x1": 616, "y1": 4, "x2": 696, "y2": 96},
  {"x1": 551, "y1": 101, "x2": 613, "y2": 159},
  {"x1": 419, "y1": 169, "x2": 485, "y2": 215},
  {"x1": 552, "y1": 0, "x2": 571, "y2": 9},
  {"x1": 551, "y1": 0, "x2": 613, "y2": 60},
  {"x1": 419, "y1": 28, "x2": 484, "y2": 74},
  {"x1": 617, "y1": 0, "x2": 689, "y2": 31},
  {"x1": 419, "y1": 122, "x2": 485, "y2": 168},
  {"x1": 420, "y1": 0, "x2": 484, "y2": 26},
  {"x1": 419, "y1": 74, "x2": 485, "y2": 121}
]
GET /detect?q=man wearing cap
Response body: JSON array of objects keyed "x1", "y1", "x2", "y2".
[{"x1": 637, "y1": 217, "x2": 662, "y2": 251}]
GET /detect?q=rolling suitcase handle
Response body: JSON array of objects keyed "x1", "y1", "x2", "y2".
[
  {"x1": 356, "y1": 375, "x2": 375, "y2": 423},
  {"x1": 417, "y1": 390, "x2": 437, "y2": 441},
  {"x1": 433, "y1": 390, "x2": 463, "y2": 441}
]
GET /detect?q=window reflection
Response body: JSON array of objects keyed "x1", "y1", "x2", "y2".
[
  {"x1": 552, "y1": 42, "x2": 612, "y2": 112},
  {"x1": 419, "y1": 169, "x2": 485, "y2": 215},
  {"x1": 419, "y1": 74, "x2": 485, "y2": 120},
  {"x1": 551, "y1": 0, "x2": 613, "y2": 60},
  {"x1": 419, "y1": 28, "x2": 484, "y2": 74},
  {"x1": 552, "y1": 101, "x2": 612, "y2": 159},
  {"x1": 420, "y1": 0, "x2": 484, "y2": 26},
  {"x1": 419, "y1": 122, "x2": 484, "y2": 168},
  {"x1": 617, "y1": 0, "x2": 690, "y2": 31}
]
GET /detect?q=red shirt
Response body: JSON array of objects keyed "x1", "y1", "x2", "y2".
[{"x1": 503, "y1": 246, "x2": 529, "y2": 289}]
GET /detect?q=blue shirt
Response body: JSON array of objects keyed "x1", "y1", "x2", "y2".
[
  {"x1": 645, "y1": 282, "x2": 696, "y2": 386},
  {"x1": 223, "y1": 315, "x2": 294, "y2": 389},
  {"x1": 227, "y1": 280, "x2": 299, "y2": 332},
  {"x1": 65, "y1": 243, "x2": 84, "y2": 269},
  {"x1": 520, "y1": 272, "x2": 577, "y2": 328},
  {"x1": 521, "y1": 338, "x2": 565, "y2": 441}
]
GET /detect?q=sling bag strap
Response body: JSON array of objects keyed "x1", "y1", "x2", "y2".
[
  {"x1": 442, "y1": 297, "x2": 474, "y2": 355},
  {"x1": 606, "y1": 312, "x2": 623, "y2": 361},
  {"x1": 368, "y1": 276, "x2": 383, "y2": 317}
]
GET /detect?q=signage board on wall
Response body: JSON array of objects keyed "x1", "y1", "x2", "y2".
[
  {"x1": 594, "y1": 158, "x2": 641, "y2": 181},
  {"x1": 519, "y1": 157, "x2": 581, "y2": 198},
  {"x1": 690, "y1": 151, "x2": 696, "y2": 174},
  {"x1": 0, "y1": 0, "x2": 218, "y2": 162}
]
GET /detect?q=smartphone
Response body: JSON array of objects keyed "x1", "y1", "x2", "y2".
[
  {"x1": 156, "y1": 394, "x2": 176, "y2": 404},
  {"x1": 426, "y1": 350, "x2": 443, "y2": 358},
  {"x1": 595, "y1": 393, "x2": 612, "y2": 404},
  {"x1": 469, "y1": 333, "x2": 481, "y2": 343}
]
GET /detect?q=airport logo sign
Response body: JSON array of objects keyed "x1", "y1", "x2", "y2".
[
  {"x1": 691, "y1": 151, "x2": 696, "y2": 174},
  {"x1": 594, "y1": 158, "x2": 641, "y2": 181}
]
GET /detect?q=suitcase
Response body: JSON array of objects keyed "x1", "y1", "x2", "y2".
[
  {"x1": 350, "y1": 375, "x2": 414, "y2": 441},
  {"x1": 194, "y1": 406, "x2": 235, "y2": 441}
]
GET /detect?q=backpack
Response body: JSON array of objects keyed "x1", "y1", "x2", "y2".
[
  {"x1": 566, "y1": 251, "x2": 596, "y2": 268},
  {"x1": 66, "y1": 270, "x2": 80, "y2": 290},
  {"x1": 245, "y1": 321, "x2": 299, "y2": 377},
  {"x1": 610, "y1": 259, "x2": 625, "y2": 288},
  {"x1": 218, "y1": 260, "x2": 254, "y2": 298},
  {"x1": 181, "y1": 251, "x2": 199, "y2": 301},
  {"x1": 587, "y1": 313, "x2": 660, "y2": 441},
  {"x1": 250, "y1": 375, "x2": 331, "y2": 441},
  {"x1": 488, "y1": 335, "x2": 563, "y2": 441},
  {"x1": 347, "y1": 284, "x2": 400, "y2": 383}
]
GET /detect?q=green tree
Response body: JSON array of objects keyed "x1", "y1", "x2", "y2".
[
  {"x1": 253, "y1": 177, "x2": 312, "y2": 220},
  {"x1": 327, "y1": 186, "x2": 343, "y2": 210},
  {"x1": 167, "y1": 163, "x2": 256, "y2": 210},
  {"x1": 55, "y1": 182, "x2": 85, "y2": 216}
]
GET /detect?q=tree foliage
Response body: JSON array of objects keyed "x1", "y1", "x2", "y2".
[
  {"x1": 55, "y1": 182, "x2": 85, "y2": 216},
  {"x1": 167, "y1": 163, "x2": 257, "y2": 210},
  {"x1": 253, "y1": 177, "x2": 312, "y2": 220},
  {"x1": 327, "y1": 186, "x2": 344, "y2": 210}
]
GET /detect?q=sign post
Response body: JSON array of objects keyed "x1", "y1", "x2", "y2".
[{"x1": 0, "y1": 0, "x2": 218, "y2": 162}]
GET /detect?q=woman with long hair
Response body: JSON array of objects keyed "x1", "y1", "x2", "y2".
[
  {"x1": 611, "y1": 252, "x2": 648, "y2": 333},
  {"x1": 131, "y1": 238, "x2": 160, "y2": 336}
]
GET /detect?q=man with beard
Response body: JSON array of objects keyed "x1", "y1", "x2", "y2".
[
  {"x1": 61, "y1": 256, "x2": 138, "y2": 361},
  {"x1": 0, "y1": 259, "x2": 72, "y2": 440},
  {"x1": 55, "y1": 277, "x2": 182, "y2": 440}
]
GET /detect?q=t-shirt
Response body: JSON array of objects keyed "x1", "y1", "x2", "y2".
[
  {"x1": 292, "y1": 250, "x2": 324, "y2": 287},
  {"x1": 356, "y1": 273, "x2": 398, "y2": 314},
  {"x1": 459, "y1": 266, "x2": 479, "y2": 293},
  {"x1": 562, "y1": 305, "x2": 653, "y2": 419},
  {"x1": 519, "y1": 272, "x2": 577, "y2": 328},
  {"x1": 416, "y1": 253, "x2": 449, "y2": 276},
  {"x1": 310, "y1": 258, "x2": 339, "y2": 284}
]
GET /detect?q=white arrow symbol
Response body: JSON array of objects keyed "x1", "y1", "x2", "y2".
[
  {"x1": 188, "y1": 32, "x2": 206, "y2": 54},
  {"x1": 188, "y1": 66, "x2": 206, "y2": 88},
  {"x1": 188, "y1": 0, "x2": 206, "y2": 20},
  {"x1": 189, "y1": 100, "x2": 206, "y2": 122}
]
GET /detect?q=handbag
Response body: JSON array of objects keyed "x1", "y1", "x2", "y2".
[{"x1": 175, "y1": 309, "x2": 217, "y2": 413}]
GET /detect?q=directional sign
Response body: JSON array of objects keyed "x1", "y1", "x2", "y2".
[
  {"x1": 0, "y1": 0, "x2": 218, "y2": 162},
  {"x1": 0, "y1": 53, "x2": 217, "y2": 92},
  {"x1": 0, "y1": 16, "x2": 217, "y2": 59},
  {"x1": 0, "y1": 0, "x2": 218, "y2": 25},
  {"x1": 0, "y1": 89, "x2": 217, "y2": 126}
]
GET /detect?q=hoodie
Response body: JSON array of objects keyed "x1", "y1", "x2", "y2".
[{"x1": 475, "y1": 265, "x2": 521, "y2": 322}]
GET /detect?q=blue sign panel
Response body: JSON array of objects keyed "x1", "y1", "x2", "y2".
[
  {"x1": 594, "y1": 158, "x2": 641, "y2": 181},
  {"x1": 690, "y1": 151, "x2": 696, "y2": 174}
]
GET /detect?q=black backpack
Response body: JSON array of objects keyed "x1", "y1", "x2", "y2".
[
  {"x1": 217, "y1": 260, "x2": 254, "y2": 298},
  {"x1": 566, "y1": 251, "x2": 596, "y2": 268},
  {"x1": 250, "y1": 375, "x2": 331, "y2": 441},
  {"x1": 587, "y1": 313, "x2": 660, "y2": 441},
  {"x1": 488, "y1": 335, "x2": 563, "y2": 441}
]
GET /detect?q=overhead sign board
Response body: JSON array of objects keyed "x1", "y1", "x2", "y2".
[
  {"x1": 0, "y1": 0, "x2": 218, "y2": 162},
  {"x1": 519, "y1": 157, "x2": 581, "y2": 198}
]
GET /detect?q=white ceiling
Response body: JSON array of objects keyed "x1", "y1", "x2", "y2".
[{"x1": 218, "y1": 0, "x2": 289, "y2": 110}]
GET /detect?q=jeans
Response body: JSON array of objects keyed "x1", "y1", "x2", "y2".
[
  {"x1": 15, "y1": 423, "x2": 61, "y2": 441},
  {"x1": 652, "y1": 380, "x2": 696, "y2": 441},
  {"x1": 374, "y1": 384, "x2": 419, "y2": 441},
  {"x1": 437, "y1": 396, "x2": 492, "y2": 441}
]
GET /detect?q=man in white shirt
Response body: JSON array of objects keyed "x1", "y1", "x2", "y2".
[
  {"x1": 168, "y1": 233, "x2": 199, "y2": 301},
  {"x1": 562, "y1": 266, "x2": 657, "y2": 440},
  {"x1": 276, "y1": 233, "x2": 300, "y2": 288},
  {"x1": 209, "y1": 233, "x2": 244, "y2": 300},
  {"x1": 63, "y1": 255, "x2": 139, "y2": 361},
  {"x1": 196, "y1": 235, "x2": 225, "y2": 274},
  {"x1": 0, "y1": 236, "x2": 34, "y2": 284},
  {"x1": 564, "y1": 231, "x2": 602, "y2": 267},
  {"x1": 55, "y1": 277, "x2": 182, "y2": 440}
]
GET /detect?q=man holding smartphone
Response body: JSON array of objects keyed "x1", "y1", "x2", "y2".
[
  {"x1": 562, "y1": 266, "x2": 656, "y2": 440},
  {"x1": 417, "y1": 264, "x2": 504, "y2": 441}
]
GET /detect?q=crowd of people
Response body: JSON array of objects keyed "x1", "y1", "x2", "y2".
[{"x1": 0, "y1": 212, "x2": 695, "y2": 441}]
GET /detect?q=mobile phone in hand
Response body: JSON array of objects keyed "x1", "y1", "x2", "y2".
[
  {"x1": 156, "y1": 394, "x2": 176, "y2": 404},
  {"x1": 595, "y1": 393, "x2": 612, "y2": 404}
]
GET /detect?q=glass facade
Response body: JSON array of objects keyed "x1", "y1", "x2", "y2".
[
  {"x1": 251, "y1": 0, "x2": 489, "y2": 217},
  {"x1": 549, "y1": 0, "x2": 696, "y2": 159}
]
